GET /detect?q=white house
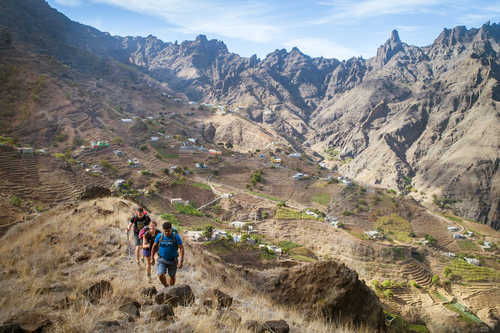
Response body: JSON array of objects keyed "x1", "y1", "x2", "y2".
[
  {"x1": 447, "y1": 226, "x2": 459, "y2": 232},
  {"x1": 293, "y1": 173, "x2": 305, "y2": 180},
  {"x1": 453, "y1": 233, "x2": 466, "y2": 239},
  {"x1": 113, "y1": 150, "x2": 125, "y2": 157},
  {"x1": 188, "y1": 138, "x2": 197, "y2": 144},
  {"x1": 305, "y1": 210, "x2": 319, "y2": 218},
  {"x1": 151, "y1": 137, "x2": 159, "y2": 142},
  {"x1": 213, "y1": 229, "x2": 227, "y2": 240},
  {"x1": 170, "y1": 198, "x2": 189, "y2": 205},
  {"x1": 365, "y1": 230, "x2": 382, "y2": 239},
  {"x1": 443, "y1": 252, "x2": 456, "y2": 258},
  {"x1": 230, "y1": 221, "x2": 246, "y2": 229},
  {"x1": 464, "y1": 257, "x2": 480, "y2": 266},
  {"x1": 288, "y1": 152, "x2": 302, "y2": 158},
  {"x1": 185, "y1": 231, "x2": 204, "y2": 241},
  {"x1": 121, "y1": 119, "x2": 133, "y2": 123}
]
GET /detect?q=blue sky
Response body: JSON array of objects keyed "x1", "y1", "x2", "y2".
[{"x1": 48, "y1": 0, "x2": 500, "y2": 60}]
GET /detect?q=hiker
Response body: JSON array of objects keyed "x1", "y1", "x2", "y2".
[
  {"x1": 152, "y1": 222, "x2": 184, "y2": 287},
  {"x1": 127, "y1": 207, "x2": 151, "y2": 265},
  {"x1": 140, "y1": 221, "x2": 160, "y2": 281}
]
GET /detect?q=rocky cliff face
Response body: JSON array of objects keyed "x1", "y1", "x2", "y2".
[{"x1": 1, "y1": 0, "x2": 499, "y2": 229}]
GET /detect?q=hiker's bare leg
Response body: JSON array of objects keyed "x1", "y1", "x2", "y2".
[
  {"x1": 146, "y1": 256, "x2": 151, "y2": 278},
  {"x1": 167, "y1": 275, "x2": 175, "y2": 286},
  {"x1": 159, "y1": 274, "x2": 168, "y2": 287},
  {"x1": 135, "y1": 246, "x2": 141, "y2": 263}
]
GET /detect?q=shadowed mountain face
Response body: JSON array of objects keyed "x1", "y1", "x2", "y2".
[{"x1": 1, "y1": 0, "x2": 499, "y2": 229}]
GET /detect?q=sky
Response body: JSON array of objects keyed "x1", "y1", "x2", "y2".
[{"x1": 47, "y1": 0, "x2": 500, "y2": 60}]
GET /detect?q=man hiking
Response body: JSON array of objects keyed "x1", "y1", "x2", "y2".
[
  {"x1": 152, "y1": 222, "x2": 184, "y2": 287},
  {"x1": 140, "y1": 221, "x2": 160, "y2": 282},
  {"x1": 127, "y1": 207, "x2": 151, "y2": 265}
]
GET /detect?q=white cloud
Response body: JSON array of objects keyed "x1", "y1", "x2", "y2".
[
  {"x1": 54, "y1": 0, "x2": 82, "y2": 6},
  {"x1": 316, "y1": 0, "x2": 448, "y2": 23},
  {"x1": 90, "y1": 0, "x2": 284, "y2": 43},
  {"x1": 395, "y1": 25, "x2": 420, "y2": 32},
  {"x1": 283, "y1": 38, "x2": 364, "y2": 60}
]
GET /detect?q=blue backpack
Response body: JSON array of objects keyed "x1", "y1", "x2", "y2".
[{"x1": 157, "y1": 230, "x2": 178, "y2": 259}]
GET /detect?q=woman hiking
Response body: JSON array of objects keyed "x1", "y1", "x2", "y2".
[{"x1": 140, "y1": 221, "x2": 160, "y2": 282}]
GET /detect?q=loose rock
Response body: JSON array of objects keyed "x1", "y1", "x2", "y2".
[
  {"x1": 92, "y1": 320, "x2": 121, "y2": 333},
  {"x1": 82, "y1": 280, "x2": 113, "y2": 304},
  {"x1": 150, "y1": 304, "x2": 175, "y2": 321},
  {"x1": 202, "y1": 288, "x2": 233, "y2": 310},
  {"x1": 154, "y1": 284, "x2": 194, "y2": 307},
  {"x1": 140, "y1": 286, "x2": 157, "y2": 297},
  {"x1": 243, "y1": 320, "x2": 265, "y2": 333},
  {"x1": 263, "y1": 320, "x2": 289, "y2": 333},
  {"x1": 119, "y1": 300, "x2": 140, "y2": 318}
]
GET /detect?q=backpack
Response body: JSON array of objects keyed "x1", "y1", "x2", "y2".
[
  {"x1": 138, "y1": 226, "x2": 149, "y2": 239},
  {"x1": 132, "y1": 213, "x2": 150, "y2": 233},
  {"x1": 157, "y1": 230, "x2": 179, "y2": 258}
]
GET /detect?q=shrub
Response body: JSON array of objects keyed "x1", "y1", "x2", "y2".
[
  {"x1": 432, "y1": 275, "x2": 440, "y2": 285},
  {"x1": 10, "y1": 196, "x2": 21, "y2": 207},
  {"x1": 140, "y1": 144, "x2": 148, "y2": 151},
  {"x1": 163, "y1": 168, "x2": 170, "y2": 175},
  {"x1": 381, "y1": 280, "x2": 393, "y2": 289},
  {"x1": 383, "y1": 289, "x2": 394, "y2": 298},
  {"x1": 343, "y1": 210, "x2": 353, "y2": 216},
  {"x1": 443, "y1": 267, "x2": 452, "y2": 277},
  {"x1": 175, "y1": 203, "x2": 203, "y2": 216},
  {"x1": 250, "y1": 170, "x2": 264, "y2": 186},
  {"x1": 202, "y1": 225, "x2": 214, "y2": 239},
  {"x1": 425, "y1": 234, "x2": 437, "y2": 245},
  {"x1": 409, "y1": 280, "x2": 419, "y2": 288},
  {"x1": 277, "y1": 201, "x2": 287, "y2": 208},
  {"x1": 141, "y1": 170, "x2": 152, "y2": 176},
  {"x1": 371, "y1": 280, "x2": 380, "y2": 290}
]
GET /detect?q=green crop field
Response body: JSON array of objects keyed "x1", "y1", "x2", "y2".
[
  {"x1": 445, "y1": 259, "x2": 500, "y2": 282},
  {"x1": 191, "y1": 181, "x2": 211, "y2": 191},
  {"x1": 456, "y1": 240, "x2": 480, "y2": 252},
  {"x1": 312, "y1": 193, "x2": 330, "y2": 206},
  {"x1": 375, "y1": 213, "x2": 413, "y2": 243}
]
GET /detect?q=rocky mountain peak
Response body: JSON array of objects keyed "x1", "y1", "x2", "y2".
[{"x1": 375, "y1": 29, "x2": 404, "y2": 66}]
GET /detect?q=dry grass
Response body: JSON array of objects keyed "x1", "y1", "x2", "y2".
[{"x1": 0, "y1": 197, "x2": 376, "y2": 332}]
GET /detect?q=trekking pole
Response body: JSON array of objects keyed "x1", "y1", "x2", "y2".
[{"x1": 127, "y1": 229, "x2": 132, "y2": 260}]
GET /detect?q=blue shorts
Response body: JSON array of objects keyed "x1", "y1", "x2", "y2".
[
  {"x1": 157, "y1": 258, "x2": 177, "y2": 277},
  {"x1": 143, "y1": 249, "x2": 151, "y2": 257}
]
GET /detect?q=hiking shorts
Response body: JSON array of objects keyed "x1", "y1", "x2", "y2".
[
  {"x1": 143, "y1": 249, "x2": 151, "y2": 257},
  {"x1": 157, "y1": 258, "x2": 177, "y2": 278},
  {"x1": 133, "y1": 233, "x2": 142, "y2": 246}
]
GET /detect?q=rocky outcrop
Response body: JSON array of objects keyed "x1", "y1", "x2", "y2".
[{"x1": 261, "y1": 260, "x2": 385, "y2": 329}]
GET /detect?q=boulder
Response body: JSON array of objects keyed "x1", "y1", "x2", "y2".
[
  {"x1": 243, "y1": 320, "x2": 265, "y2": 333},
  {"x1": 4, "y1": 312, "x2": 52, "y2": 333},
  {"x1": 154, "y1": 284, "x2": 194, "y2": 307},
  {"x1": 140, "y1": 286, "x2": 158, "y2": 297},
  {"x1": 119, "y1": 300, "x2": 140, "y2": 318},
  {"x1": 150, "y1": 304, "x2": 175, "y2": 321},
  {"x1": 262, "y1": 261, "x2": 385, "y2": 329},
  {"x1": 82, "y1": 280, "x2": 113, "y2": 304},
  {"x1": 92, "y1": 320, "x2": 121, "y2": 333},
  {"x1": 202, "y1": 288, "x2": 233, "y2": 310},
  {"x1": 263, "y1": 320, "x2": 289, "y2": 333},
  {"x1": 0, "y1": 324, "x2": 26, "y2": 333}
]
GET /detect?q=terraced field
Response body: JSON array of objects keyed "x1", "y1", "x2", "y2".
[{"x1": 445, "y1": 259, "x2": 500, "y2": 282}]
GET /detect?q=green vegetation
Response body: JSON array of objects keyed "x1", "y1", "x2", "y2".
[
  {"x1": 159, "y1": 213, "x2": 182, "y2": 230},
  {"x1": 278, "y1": 241, "x2": 302, "y2": 253},
  {"x1": 0, "y1": 136, "x2": 15, "y2": 145},
  {"x1": 10, "y1": 195, "x2": 21, "y2": 207},
  {"x1": 175, "y1": 203, "x2": 203, "y2": 217},
  {"x1": 444, "y1": 303, "x2": 483, "y2": 324},
  {"x1": 312, "y1": 193, "x2": 330, "y2": 206},
  {"x1": 387, "y1": 189, "x2": 397, "y2": 195},
  {"x1": 444, "y1": 214, "x2": 462, "y2": 223},
  {"x1": 54, "y1": 150, "x2": 76, "y2": 164},
  {"x1": 375, "y1": 213, "x2": 413, "y2": 243},
  {"x1": 381, "y1": 280, "x2": 393, "y2": 288},
  {"x1": 191, "y1": 182, "x2": 211, "y2": 191},
  {"x1": 433, "y1": 195, "x2": 458, "y2": 209},
  {"x1": 432, "y1": 274, "x2": 440, "y2": 285},
  {"x1": 383, "y1": 289, "x2": 394, "y2": 298},
  {"x1": 444, "y1": 259, "x2": 500, "y2": 282},
  {"x1": 100, "y1": 160, "x2": 118, "y2": 173},
  {"x1": 140, "y1": 144, "x2": 149, "y2": 152},
  {"x1": 202, "y1": 225, "x2": 214, "y2": 239},
  {"x1": 408, "y1": 324, "x2": 430, "y2": 333},
  {"x1": 250, "y1": 169, "x2": 264, "y2": 186},
  {"x1": 54, "y1": 131, "x2": 68, "y2": 142},
  {"x1": 290, "y1": 254, "x2": 316, "y2": 262},
  {"x1": 275, "y1": 207, "x2": 322, "y2": 221},
  {"x1": 247, "y1": 190, "x2": 280, "y2": 202},
  {"x1": 409, "y1": 280, "x2": 419, "y2": 288},
  {"x1": 140, "y1": 169, "x2": 153, "y2": 176},
  {"x1": 343, "y1": 210, "x2": 354, "y2": 216},
  {"x1": 457, "y1": 240, "x2": 480, "y2": 252}
]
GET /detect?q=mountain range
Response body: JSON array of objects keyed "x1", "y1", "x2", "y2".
[{"x1": 1, "y1": 0, "x2": 499, "y2": 229}]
